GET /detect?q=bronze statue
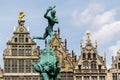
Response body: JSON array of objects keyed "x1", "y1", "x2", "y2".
[
  {"x1": 32, "y1": 6, "x2": 60, "y2": 80},
  {"x1": 33, "y1": 6, "x2": 58, "y2": 46}
]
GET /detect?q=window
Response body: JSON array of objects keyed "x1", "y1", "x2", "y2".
[
  {"x1": 26, "y1": 60, "x2": 31, "y2": 73},
  {"x1": 12, "y1": 49, "x2": 17, "y2": 56},
  {"x1": 84, "y1": 76, "x2": 89, "y2": 80},
  {"x1": 119, "y1": 74, "x2": 120, "y2": 80},
  {"x1": 92, "y1": 76, "x2": 97, "y2": 80},
  {"x1": 99, "y1": 76, "x2": 105, "y2": 80},
  {"x1": 93, "y1": 53, "x2": 96, "y2": 59},
  {"x1": 19, "y1": 59, "x2": 24, "y2": 72},
  {"x1": 61, "y1": 73, "x2": 66, "y2": 80},
  {"x1": 19, "y1": 46, "x2": 24, "y2": 56},
  {"x1": 12, "y1": 77, "x2": 17, "y2": 80},
  {"x1": 83, "y1": 62, "x2": 89, "y2": 69},
  {"x1": 26, "y1": 49, "x2": 31, "y2": 55},
  {"x1": 112, "y1": 73, "x2": 117, "y2": 80},
  {"x1": 83, "y1": 53, "x2": 86, "y2": 59},
  {"x1": 98, "y1": 65, "x2": 101, "y2": 70},
  {"x1": 12, "y1": 45, "x2": 17, "y2": 56},
  {"x1": 19, "y1": 34, "x2": 24, "y2": 42},
  {"x1": 91, "y1": 61, "x2": 96, "y2": 69},
  {"x1": 33, "y1": 77, "x2": 38, "y2": 80},
  {"x1": 4, "y1": 77, "x2": 10, "y2": 80},
  {"x1": 26, "y1": 38, "x2": 28, "y2": 42},
  {"x1": 88, "y1": 53, "x2": 91, "y2": 59},
  {"x1": 76, "y1": 76, "x2": 82, "y2": 80},
  {"x1": 12, "y1": 60, "x2": 17, "y2": 73},
  {"x1": 118, "y1": 63, "x2": 120, "y2": 69},
  {"x1": 67, "y1": 73, "x2": 73, "y2": 80},
  {"x1": 5, "y1": 59, "x2": 10, "y2": 73},
  {"x1": 78, "y1": 65, "x2": 81, "y2": 70},
  {"x1": 14, "y1": 38, "x2": 17, "y2": 42}
]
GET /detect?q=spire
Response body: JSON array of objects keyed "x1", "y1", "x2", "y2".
[
  {"x1": 104, "y1": 52, "x2": 106, "y2": 65},
  {"x1": 27, "y1": 26, "x2": 29, "y2": 31},
  {"x1": 95, "y1": 40, "x2": 98, "y2": 48},
  {"x1": 117, "y1": 48, "x2": 120, "y2": 53},
  {"x1": 65, "y1": 39, "x2": 67, "y2": 50},
  {"x1": 14, "y1": 26, "x2": 16, "y2": 31},
  {"x1": 86, "y1": 32, "x2": 92, "y2": 46},
  {"x1": 58, "y1": 27, "x2": 60, "y2": 36},
  {"x1": 86, "y1": 32, "x2": 91, "y2": 39},
  {"x1": 80, "y1": 39, "x2": 83, "y2": 47},
  {"x1": 104, "y1": 52, "x2": 106, "y2": 58}
]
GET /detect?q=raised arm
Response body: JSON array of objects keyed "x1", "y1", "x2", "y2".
[{"x1": 44, "y1": 9, "x2": 50, "y2": 19}]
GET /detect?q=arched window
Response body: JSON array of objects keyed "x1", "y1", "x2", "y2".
[
  {"x1": 93, "y1": 53, "x2": 96, "y2": 59},
  {"x1": 14, "y1": 38, "x2": 17, "y2": 42},
  {"x1": 91, "y1": 61, "x2": 96, "y2": 69},
  {"x1": 25, "y1": 38, "x2": 28, "y2": 42},
  {"x1": 83, "y1": 61, "x2": 89, "y2": 69},
  {"x1": 83, "y1": 53, "x2": 86, "y2": 59},
  {"x1": 88, "y1": 53, "x2": 91, "y2": 59}
]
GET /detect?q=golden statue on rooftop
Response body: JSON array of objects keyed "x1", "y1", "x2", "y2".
[{"x1": 18, "y1": 12, "x2": 26, "y2": 24}]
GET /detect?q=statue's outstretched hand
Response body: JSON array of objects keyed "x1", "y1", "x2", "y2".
[{"x1": 47, "y1": 6, "x2": 56, "y2": 11}]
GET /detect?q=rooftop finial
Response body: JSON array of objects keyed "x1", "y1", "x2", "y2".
[
  {"x1": 117, "y1": 48, "x2": 120, "y2": 53},
  {"x1": 104, "y1": 52, "x2": 106, "y2": 58},
  {"x1": 86, "y1": 32, "x2": 91, "y2": 39},
  {"x1": 80, "y1": 39, "x2": 83, "y2": 47},
  {"x1": 95, "y1": 40, "x2": 98, "y2": 47},
  {"x1": 58, "y1": 27, "x2": 60, "y2": 35}
]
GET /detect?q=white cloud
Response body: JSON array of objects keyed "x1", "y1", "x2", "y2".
[
  {"x1": 71, "y1": 3, "x2": 120, "y2": 45},
  {"x1": 71, "y1": 3, "x2": 116, "y2": 30},
  {"x1": 71, "y1": 3, "x2": 104, "y2": 27},
  {"x1": 109, "y1": 40, "x2": 120, "y2": 56},
  {"x1": 92, "y1": 21, "x2": 120, "y2": 44}
]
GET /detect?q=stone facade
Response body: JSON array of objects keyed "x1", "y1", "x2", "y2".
[
  {"x1": 109, "y1": 49, "x2": 120, "y2": 80},
  {"x1": 3, "y1": 20, "x2": 40, "y2": 80},
  {"x1": 1, "y1": 16, "x2": 119, "y2": 80},
  {"x1": 74, "y1": 33, "x2": 107, "y2": 80}
]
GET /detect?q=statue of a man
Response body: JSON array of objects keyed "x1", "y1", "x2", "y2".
[{"x1": 33, "y1": 6, "x2": 58, "y2": 45}]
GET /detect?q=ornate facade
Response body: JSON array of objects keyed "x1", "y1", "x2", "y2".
[
  {"x1": 109, "y1": 49, "x2": 120, "y2": 80},
  {"x1": 1, "y1": 13, "x2": 119, "y2": 80},
  {"x1": 50, "y1": 29, "x2": 75, "y2": 80},
  {"x1": 74, "y1": 33, "x2": 107, "y2": 80},
  {"x1": 0, "y1": 67, "x2": 3, "y2": 80},
  {"x1": 3, "y1": 20, "x2": 40, "y2": 80}
]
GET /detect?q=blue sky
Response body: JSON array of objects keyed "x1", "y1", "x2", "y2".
[{"x1": 0, "y1": 0, "x2": 120, "y2": 68}]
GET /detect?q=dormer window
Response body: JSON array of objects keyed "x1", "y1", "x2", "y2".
[
  {"x1": 26, "y1": 38, "x2": 28, "y2": 42},
  {"x1": 91, "y1": 61, "x2": 96, "y2": 69},
  {"x1": 14, "y1": 38, "x2": 17, "y2": 42},
  {"x1": 83, "y1": 62, "x2": 89, "y2": 69},
  {"x1": 93, "y1": 53, "x2": 96, "y2": 59},
  {"x1": 19, "y1": 35, "x2": 24, "y2": 42},
  {"x1": 88, "y1": 53, "x2": 91, "y2": 59},
  {"x1": 83, "y1": 53, "x2": 86, "y2": 59}
]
